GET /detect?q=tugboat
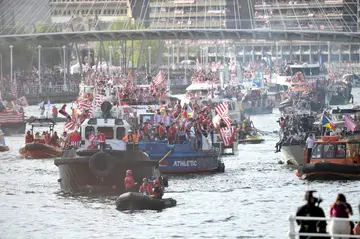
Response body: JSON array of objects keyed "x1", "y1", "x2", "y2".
[
  {"x1": 55, "y1": 101, "x2": 164, "y2": 194},
  {"x1": 296, "y1": 135, "x2": 360, "y2": 180},
  {"x1": 0, "y1": 127, "x2": 9, "y2": 152},
  {"x1": 19, "y1": 118, "x2": 63, "y2": 159}
]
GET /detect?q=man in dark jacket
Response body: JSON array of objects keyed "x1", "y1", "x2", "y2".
[{"x1": 296, "y1": 190, "x2": 329, "y2": 239}]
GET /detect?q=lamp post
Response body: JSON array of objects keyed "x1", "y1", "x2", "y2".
[
  {"x1": 327, "y1": 41, "x2": 331, "y2": 66},
  {"x1": 62, "y1": 45, "x2": 67, "y2": 91},
  {"x1": 0, "y1": 53, "x2": 3, "y2": 80},
  {"x1": 148, "y1": 45, "x2": 151, "y2": 74},
  {"x1": 119, "y1": 45, "x2": 123, "y2": 72},
  {"x1": 38, "y1": 45, "x2": 42, "y2": 93},
  {"x1": 276, "y1": 42, "x2": 278, "y2": 63},
  {"x1": 185, "y1": 45, "x2": 188, "y2": 83},
  {"x1": 167, "y1": 46, "x2": 170, "y2": 86},
  {"x1": 10, "y1": 45, "x2": 13, "y2": 84},
  {"x1": 171, "y1": 44, "x2": 175, "y2": 68},
  {"x1": 109, "y1": 45, "x2": 113, "y2": 66}
]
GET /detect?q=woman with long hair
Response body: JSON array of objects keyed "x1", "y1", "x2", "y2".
[{"x1": 329, "y1": 193, "x2": 353, "y2": 239}]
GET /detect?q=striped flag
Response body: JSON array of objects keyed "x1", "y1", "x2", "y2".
[
  {"x1": 153, "y1": 71, "x2": 166, "y2": 86},
  {"x1": 215, "y1": 102, "x2": 232, "y2": 128},
  {"x1": 196, "y1": 57, "x2": 202, "y2": 72},
  {"x1": 0, "y1": 111, "x2": 23, "y2": 124},
  {"x1": 219, "y1": 127, "x2": 235, "y2": 146},
  {"x1": 93, "y1": 94, "x2": 102, "y2": 107},
  {"x1": 64, "y1": 115, "x2": 79, "y2": 132}
]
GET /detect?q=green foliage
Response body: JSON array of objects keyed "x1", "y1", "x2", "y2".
[{"x1": 96, "y1": 19, "x2": 159, "y2": 70}]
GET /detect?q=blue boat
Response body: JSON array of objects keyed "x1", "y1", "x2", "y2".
[{"x1": 138, "y1": 141, "x2": 225, "y2": 174}]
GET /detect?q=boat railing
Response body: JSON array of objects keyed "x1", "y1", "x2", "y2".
[{"x1": 288, "y1": 215, "x2": 360, "y2": 238}]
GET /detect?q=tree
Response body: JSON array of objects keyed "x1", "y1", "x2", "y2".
[{"x1": 96, "y1": 19, "x2": 160, "y2": 72}]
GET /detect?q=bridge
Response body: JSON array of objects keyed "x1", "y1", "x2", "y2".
[
  {"x1": 0, "y1": 28, "x2": 359, "y2": 45},
  {"x1": 0, "y1": 0, "x2": 359, "y2": 44}
]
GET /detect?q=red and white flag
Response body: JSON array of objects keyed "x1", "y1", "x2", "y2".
[
  {"x1": 153, "y1": 71, "x2": 166, "y2": 86},
  {"x1": 64, "y1": 115, "x2": 80, "y2": 132},
  {"x1": 196, "y1": 57, "x2": 202, "y2": 72},
  {"x1": 93, "y1": 94, "x2": 102, "y2": 107},
  {"x1": 219, "y1": 127, "x2": 235, "y2": 146},
  {"x1": 215, "y1": 102, "x2": 232, "y2": 128},
  {"x1": 0, "y1": 111, "x2": 23, "y2": 124}
]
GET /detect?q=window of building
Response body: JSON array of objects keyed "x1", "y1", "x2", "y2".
[{"x1": 120, "y1": 9, "x2": 124, "y2": 14}]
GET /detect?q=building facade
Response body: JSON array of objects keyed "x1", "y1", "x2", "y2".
[
  {"x1": 48, "y1": 0, "x2": 132, "y2": 24},
  {"x1": 149, "y1": 0, "x2": 360, "y2": 63},
  {"x1": 148, "y1": 0, "x2": 242, "y2": 29}
]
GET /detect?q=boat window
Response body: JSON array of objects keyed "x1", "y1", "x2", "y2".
[
  {"x1": 85, "y1": 126, "x2": 95, "y2": 139},
  {"x1": 115, "y1": 119, "x2": 124, "y2": 125},
  {"x1": 323, "y1": 144, "x2": 335, "y2": 158},
  {"x1": 228, "y1": 102, "x2": 234, "y2": 111},
  {"x1": 97, "y1": 127, "x2": 114, "y2": 139},
  {"x1": 88, "y1": 118, "x2": 97, "y2": 125},
  {"x1": 311, "y1": 144, "x2": 323, "y2": 158},
  {"x1": 335, "y1": 144, "x2": 346, "y2": 158},
  {"x1": 116, "y1": 127, "x2": 125, "y2": 140},
  {"x1": 347, "y1": 143, "x2": 360, "y2": 158}
]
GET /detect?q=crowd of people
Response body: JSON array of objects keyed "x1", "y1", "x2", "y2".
[
  {"x1": 296, "y1": 190, "x2": 360, "y2": 237},
  {"x1": 275, "y1": 114, "x2": 317, "y2": 152},
  {"x1": 24, "y1": 129, "x2": 82, "y2": 149}
]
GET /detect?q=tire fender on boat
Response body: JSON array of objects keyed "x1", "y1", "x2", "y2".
[{"x1": 89, "y1": 151, "x2": 115, "y2": 177}]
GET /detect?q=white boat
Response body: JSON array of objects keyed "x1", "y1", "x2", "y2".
[
  {"x1": 182, "y1": 82, "x2": 218, "y2": 105},
  {"x1": 271, "y1": 62, "x2": 326, "y2": 87}
]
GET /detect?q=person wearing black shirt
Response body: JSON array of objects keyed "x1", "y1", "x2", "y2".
[{"x1": 296, "y1": 190, "x2": 329, "y2": 239}]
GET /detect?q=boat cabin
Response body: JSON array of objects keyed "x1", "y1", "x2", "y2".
[
  {"x1": 309, "y1": 136, "x2": 360, "y2": 165},
  {"x1": 80, "y1": 117, "x2": 131, "y2": 150},
  {"x1": 183, "y1": 83, "x2": 217, "y2": 104},
  {"x1": 28, "y1": 118, "x2": 56, "y2": 134}
]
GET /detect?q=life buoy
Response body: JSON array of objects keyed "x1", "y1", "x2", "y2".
[{"x1": 89, "y1": 151, "x2": 115, "y2": 177}]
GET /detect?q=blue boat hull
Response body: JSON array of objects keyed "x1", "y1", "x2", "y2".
[
  {"x1": 243, "y1": 107, "x2": 273, "y2": 115},
  {"x1": 138, "y1": 142, "x2": 222, "y2": 174}
]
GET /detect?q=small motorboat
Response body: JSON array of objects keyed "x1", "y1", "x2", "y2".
[
  {"x1": 238, "y1": 136, "x2": 265, "y2": 144},
  {"x1": 19, "y1": 118, "x2": 63, "y2": 159},
  {"x1": 296, "y1": 135, "x2": 360, "y2": 180},
  {"x1": 115, "y1": 192, "x2": 177, "y2": 211}
]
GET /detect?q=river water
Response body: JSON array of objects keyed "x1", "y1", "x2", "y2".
[{"x1": 1, "y1": 95, "x2": 360, "y2": 239}]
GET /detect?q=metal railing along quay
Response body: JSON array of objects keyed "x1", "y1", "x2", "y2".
[{"x1": 288, "y1": 215, "x2": 360, "y2": 238}]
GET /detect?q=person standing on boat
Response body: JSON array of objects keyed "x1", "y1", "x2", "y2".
[
  {"x1": 167, "y1": 122, "x2": 177, "y2": 145},
  {"x1": 97, "y1": 130, "x2": 106, "y2": 150},
  {"x1": 139, "y1": 178, "x2": 153, "y2": 196},
  {"x1": 296, "y1": 190, "x2": 327, "y2": 239},
  {"x1": 306, "y1": 134, "x2": 315, "y2": 164},
  {"x1": 124, "y1": 169, "x2": 137, "y2": 192},
  {"x1": 329, "y1": 193, "x2": 353, "y2": 237},
  {"x1": 52, "y1": 106, "x2": 58, "y2": 120}
]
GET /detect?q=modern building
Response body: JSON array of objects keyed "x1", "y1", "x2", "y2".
[
  {"x1": 148, "y1": 0, "x2": 242, "y2": 29},
  {"x1": 152, "y1": 0, "x2": 360, "y2": 63},
  {"x1": 48, "y1": 0, "x2": 132, "y2": 24}
]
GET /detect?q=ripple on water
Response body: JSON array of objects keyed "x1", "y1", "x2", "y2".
[{"x1": 1, "y1": 101, "x2": 360, "y2": 238}]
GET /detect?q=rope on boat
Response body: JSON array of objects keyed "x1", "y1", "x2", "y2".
[{"x1": 159, "y1": 150, "x2": 172, "y2": 165}]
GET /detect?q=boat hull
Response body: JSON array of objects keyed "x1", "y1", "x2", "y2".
[
  {"x1": 55, "y1": 150, "x2": 161, "y2": 195},
  {"x1": 138, "y1": 142, "x2": 224, "y2": 174},
  {"x1": 0, "y1": 145, "x2": 9, "y2": 152},
  {"x1": 281, "y1": 144, "x2": 305, "y2": 166},
  {"x1": 19, "y1": 143, "x2": 63, "y2": 159},
  {"x1": 115, "y1": 192, "x2": 176, "y2": 211},
  {"x1": 299, "y1": 163, "x2": 360, "y2": 180},
  {"x1": 1, "y1": 122, "x2": 26, "y2": 136},
  {"x1": 243, "y1": 107, "x2": 273, "y2": 115}
]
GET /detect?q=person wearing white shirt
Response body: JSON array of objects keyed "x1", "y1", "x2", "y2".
[{"x1": 305, "y1": 134, "x2": 315, "y2": 163}]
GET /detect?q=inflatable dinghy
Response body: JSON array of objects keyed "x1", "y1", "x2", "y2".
[
  {"x1": 298, "y1": 162, "x2": 360, "y2": 180},
  {"x1": 115, "y1": 192, "x2": 176, "y2": 211}
]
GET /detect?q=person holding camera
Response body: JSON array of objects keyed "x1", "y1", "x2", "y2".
[{"x1": 296, "y1": 190, "x2": 328, "y2": 239}]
